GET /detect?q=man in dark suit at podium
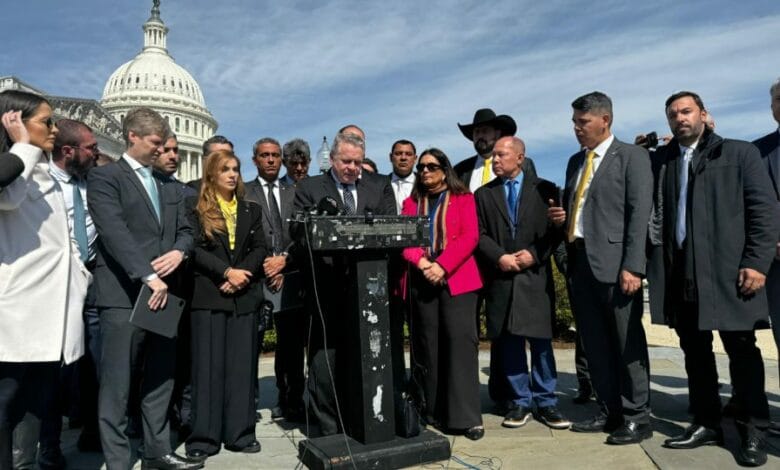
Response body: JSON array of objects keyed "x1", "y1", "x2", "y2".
[{"x1": 293, "y1": 132, "x2": 395, "y2": 435}]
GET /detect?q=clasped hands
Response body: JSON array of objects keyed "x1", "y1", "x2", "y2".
[
  {"x1": 498, "y1": 250, "x2": 535, "y2": 272},
  {"x1": 417, "y1": 258, "x2": 446, "y2": 286},
  {"x1": 220, "y1": 268, "x2": 253, "y2": 295}
]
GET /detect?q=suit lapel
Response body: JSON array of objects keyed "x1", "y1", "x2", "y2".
[
  {"x1": 587, "y1": 139, "x2": 618, "y2": 196},
  {"x1": 322, "y1": 177, "x2": 343, "y2": 211},
  {"x1": 488, "y1": 179, "x2": 511, "y2": 227},
  {"x1": 279, "y1": 180, "x2": 294, "y2": 217},
  {"x1": 515, "y1": 172, "x2": 536, "y2": 234},
  {"x1": 252, "y1": 180, "x2": 273, "y2": 227},
  {"x1": 564, "y1": 151, "x2": 585, "y2": 210},
  {"x1": 119, "y1": 158, "x2": 160, "y2": 229},
  {"x1": 232, "y1": 200, "x2": 251, "y2": 261}
]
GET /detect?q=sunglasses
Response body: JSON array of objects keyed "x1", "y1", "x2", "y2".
[{"x1": 416, "y1": 163, "x2": 443, "y2": 172}]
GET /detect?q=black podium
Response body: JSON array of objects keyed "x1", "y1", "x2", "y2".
[{"x1": 296, "y1": 214, "x2": 451, "y2": 470}]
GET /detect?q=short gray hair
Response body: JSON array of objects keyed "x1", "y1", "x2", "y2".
[
  {"x1": 283, "y1": 138, "x2": 310, "y2": 162},
  {"x1": 771, "y1": 77, "x2": 780, "y2": 97},
  {"x1": 252, "y1": 137, "x2": 281, "y2": 156},
  {"x1": 330, "y1": 132, "x2": 365, "y2": 159}
]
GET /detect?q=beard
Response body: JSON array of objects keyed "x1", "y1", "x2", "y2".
[
  {"x1": 65, "y1": 157, "x2": 94, "y2": 179},
  {"x1": 474, "y1": 138, "x2": 495, "y2": 156}
]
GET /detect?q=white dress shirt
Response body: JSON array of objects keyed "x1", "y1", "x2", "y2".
[
  {"x1": 571, "y1": 134, "x2": 614, "y2": 239},
  {"x1": 258, "y1": 176, "x2": 282, "y2": 217},
  {"x1": 390, "y1": 172, "x2": 415, "y2": 214},
  {"x1": 49, "y1": 163, "x2": 97, "y2": 262},
  {"x1": 468, "y1": 156, "x2": 494, "y2": 193},
  {"x1": 330, "y1": 170, "x2": 357, "y2": 209}
]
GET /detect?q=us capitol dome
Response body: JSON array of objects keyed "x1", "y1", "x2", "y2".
[{"x1": 101, "y1": 0, "x2": 217, "y2": 181}]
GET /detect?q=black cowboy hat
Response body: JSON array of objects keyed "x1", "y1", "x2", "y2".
[{"x1": 457, "y1": 108, "x2": 517, "y2": 141}]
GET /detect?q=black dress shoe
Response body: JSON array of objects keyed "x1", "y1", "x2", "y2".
[
  {"x1": 38, "y1": 446, "x2": 67, "y2": 470},
  {"x1": 606, "y1": 421, "x2": 652, "y2": 445},
  {"x1": 76, "y1": 429, "x2": 103, "y2": 453},
  {"x1": 226, "y1": 439, "x2": 262, "y2": 453},
  {"x1": 573, "y1": 387, "x2": 594, "y2": 405},
  {"x1": 184, "y1": 449, "x2": 208, "y2": 463},
  {"x1": 663, "y1": 424, "x2": 723, "y2": 449},
  {"x1": 463, "y1": 426, "x2": 485, "y2": 441},
  {"x1": 737, "y1": 435, "x2": 767, "y2": 467},
  {"x1": 570, "y1": 414, "x2": 622, "y2": 433},
  {"x1": 141, "y1": 453, "x2": 204, "y2": 470}
]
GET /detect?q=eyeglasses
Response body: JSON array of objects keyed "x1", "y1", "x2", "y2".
[
  {"x1": 255, "y1": 152, "x2": 281, "y2": 159},
  {"x1": 23, "y1": 117, "x2": 55, "y2": 129},
  {"x1": 67, "y1": 143, "x2": 99, "y2": 153},
  {"x1": 416, "y1": 163, "x2": 443, "y2": 173}
]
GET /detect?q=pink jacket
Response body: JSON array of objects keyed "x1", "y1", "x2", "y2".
[{"x1": 401, "y1": 192, "x2": 483, "y2": 297}]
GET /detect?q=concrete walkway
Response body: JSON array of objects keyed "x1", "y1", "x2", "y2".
[{"x1": 59, "y1": 343, "x2": 780, "y2": 469}]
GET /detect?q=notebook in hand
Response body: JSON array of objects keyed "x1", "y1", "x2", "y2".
[{"x1": 130, "y1": 285, "x2": 185, "y2": 338}]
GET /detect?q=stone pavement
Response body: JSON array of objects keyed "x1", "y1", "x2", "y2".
[{"x1": 59, "y1": 343, "x2": 780, "y2": 469}]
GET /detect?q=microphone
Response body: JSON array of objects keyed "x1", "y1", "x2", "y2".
[
  {"x1": 317, "y1": 196, "x2": 341, "y2": 216},
  {"x1": 0, "y1": 153, "x2": 25, "y2": 189}
]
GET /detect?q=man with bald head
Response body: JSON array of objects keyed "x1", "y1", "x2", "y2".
[{"x1": 475, "y1": 136, "x2": 569, "y2": 430}]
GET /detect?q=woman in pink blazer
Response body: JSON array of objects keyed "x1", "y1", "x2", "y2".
[{"x1": 402, "y1": 148, "x2": 484, "y2": 440}]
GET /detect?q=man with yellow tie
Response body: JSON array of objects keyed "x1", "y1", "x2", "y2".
[{"x1": 547, "y1": 92, "x2": 653, "y2": 445}]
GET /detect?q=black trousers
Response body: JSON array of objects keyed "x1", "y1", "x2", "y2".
[
  {"x1": 674, "y1": 301, "x2": 769, "y2": 429},
  {"x1": 0, "y1": 362, "x2": 58, "y2": 469},
  {"x1": 186, "y1": 310, "x2": 257, "y2": 454},
  {"x1": 171, "y1": 310, "x2": 192, "y2": 429},
  {"x1": 409, "y1": 272, "x2": 481, "y2": 430},
  {"x1": 98, "y1": 307, "x2": 176, "y2": 469},
  {"x1": 569, "y1": 247, "x2": 651, "y2": 423},
  {"x1": 273, "y1": 308, "x2": 306, "y2": 411}
]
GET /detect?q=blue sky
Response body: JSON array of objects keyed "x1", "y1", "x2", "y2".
[{"x1": 3, "y1": 0, "x2": 778, "y2": 183}]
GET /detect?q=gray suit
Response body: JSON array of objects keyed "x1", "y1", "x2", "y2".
[
  {"x1": 561, "y1": 137, "x2": 653, "y2": 423},
  {"x1": 87, "y1": 157, "x2": 193, "y2": 468}
]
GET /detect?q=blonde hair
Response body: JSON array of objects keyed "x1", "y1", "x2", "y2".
[{"x1": 196, "y1": 150, "x2": 245, "y2": 241}]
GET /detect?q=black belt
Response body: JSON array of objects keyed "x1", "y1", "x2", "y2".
[{"x1": 572, "y1": 238, "x2": 586, "y2": 250}]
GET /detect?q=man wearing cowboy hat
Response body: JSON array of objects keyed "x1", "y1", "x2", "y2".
[{"x1": 455, "y1": 108, "x2": 520, "y2": 193}]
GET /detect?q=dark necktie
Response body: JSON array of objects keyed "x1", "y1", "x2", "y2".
[
  {"x1": 72, "y1": 182, "x2": 89, "y2": 262},
  {"x1": 506, "y1": 179, "x2": 518, "y2": 227},
  {"x1": 342, "y1": 183, "x2": 356, "y2": 215},
  {"x1": 266, "y1": 182, "x2": 284, "y2": 253}
]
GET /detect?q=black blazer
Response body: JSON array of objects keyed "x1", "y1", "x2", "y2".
[
  {"x1": 186, "y1": 197, "x2": 267, "y2": 314},
  {"x1": 475, "y1": 172, "x2": 559, "y2": 339},
  {"x1": 293, "y1": 172, "x2": 396, "y2": 216},
  {"x1": 88, "y1": 157, "x2": 193, "y2": 309},
  {"x1": 753, "y1": 131, "x2": 780, "y2": 200}
]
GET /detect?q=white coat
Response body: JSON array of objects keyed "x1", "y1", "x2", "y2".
[{"x1": 0, "y1": 143, "x2": 87, "y2": 364}]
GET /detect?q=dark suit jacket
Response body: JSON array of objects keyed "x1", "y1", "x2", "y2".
[
  {"x1": 753, "y1": 131, "x2": 780, "y2": 200},
  {"x1": 475, "y1": 173, "x2": 560, "y2": 339},
  {"x1": 561, "y1": 138, "x2": 652, "y2": 284},
  {"x1": 648, "y1": 131, "x2": 779, "y2": 330},
  {"x1": 293, "y1": 172, "x2": 396, "y2": 216},
  {"x1": 87, "y1": 157, "x2": 193, "y2": 309},
  {"x1": 244, "y1": 177, "x2": 296, "y2": 255},
  {"x1": 186, "y1": 197, "x2": 266, "y2": 314},
  {"x1": 455, "y1": 155, "x2": 537, "y2": 186}
]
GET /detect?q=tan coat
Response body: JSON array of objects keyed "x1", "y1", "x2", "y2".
[{"x1": 0, "y1": 143, "x2": 88, "y2": 364}]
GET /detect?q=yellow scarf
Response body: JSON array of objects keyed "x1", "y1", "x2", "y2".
[{"x1": 217, "y1": 195, "x2": 237, "y2": 250}]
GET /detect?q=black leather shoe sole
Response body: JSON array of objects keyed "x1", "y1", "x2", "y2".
[
  {"x1": 226, "y1": 440, "x2": 262, "y2": 453},
  {"x1": 606, "y1": 425, "x2": 652, "y2": 445}
]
